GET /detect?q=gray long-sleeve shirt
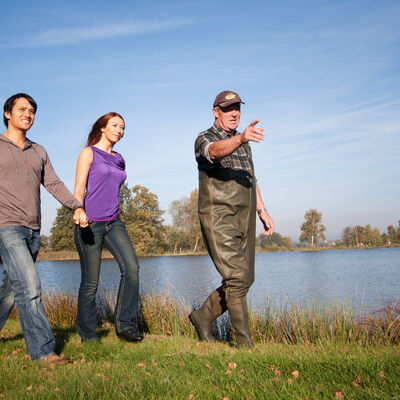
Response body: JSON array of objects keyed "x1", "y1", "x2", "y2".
[{"x1": 0, "y1": 134, "x2": 82, "y2": 230}]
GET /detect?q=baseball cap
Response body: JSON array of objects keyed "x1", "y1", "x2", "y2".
[{"x1": 213, "y1": 90, "x2": 244, "y2": 108}]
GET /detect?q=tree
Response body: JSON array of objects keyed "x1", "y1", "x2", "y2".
[
  {"x1": 299, "y1": 209, "x2": 326, "y2": 247},
  {"x1": 162, "y1": 225, "x2": 190, "y2": 253},
  {"x1": 342, "y1": 226, "x2": 353, "y2": 247},
  {"x1": 353, "y1": 225, "x2": 365, "y2": 246},
  {"x1": 341, "y1": 225, "x2": 365, "y2": 247},
  {"x1": 372, "y1": 228, "x2": 383, "y2": 246},
  {"x1": 256, "y1": 232, "x2": 293, "y2": 250},
  {"x1": 281, "y1": 236, "x2": 293, "y2": 249},
  {"x1": 119, "y1": 182, "x2": 132, "y2": 218},
  {"x1": 50, "y1": 206, "x2": 75, "y2": 251},
  {"x1": 387, "y1": 225, "x2": 398, "y2": 245},
  {"x1": 40, "y1": 235, "x2": 50, "y2": 249},
  {"x1": 363, "y1": 224, "x2": 374, "y2": 246},
  {"x1": 169, "y1": 189, "x2": 204, "y2": 252},
  {"x1": 122, "y1": 184, "x2": 165, "y2": 255},
  {"x1": 397, "y1": 220, "x2": 400, "y2": 243},
  {"x1": 342, "y1": 224, "x2": 385, "y2": 247}
]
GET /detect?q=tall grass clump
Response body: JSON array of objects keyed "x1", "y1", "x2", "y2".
[
  {"x1": 367, "y1": 298, "x2": 400, "y2": 343},
  {"x1": 246, "y1": 297, "x2": 400, "y2": 345},
  {"x1": 138, "y1": 290, "x2": 195, "y2": 337},
  {"x1": 43, "y1": 292, "x2": 78, "y2": 327},
  {"x1": 9, "y1": 291, "x2": 116, "y2": 328}
]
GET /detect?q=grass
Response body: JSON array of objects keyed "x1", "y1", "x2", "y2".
[{"x1": 1, "y1": 293, "x2": 400, "y2": 399}]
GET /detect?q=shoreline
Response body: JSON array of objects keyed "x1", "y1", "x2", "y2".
[{"x1": 36, "y1": 245, "x2": 399, "y2": 262}]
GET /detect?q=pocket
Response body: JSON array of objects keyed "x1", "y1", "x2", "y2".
[{"x1": 80, "y1": 226, "x2": 96, "y2": 246}]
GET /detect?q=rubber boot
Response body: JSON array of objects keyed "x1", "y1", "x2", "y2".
[
  {"x1": 189, "y1": 286, "x2": 227, "y2": 341},
  {"x1": 227, "y1": 297, "x2": 254, "y2": 348}
]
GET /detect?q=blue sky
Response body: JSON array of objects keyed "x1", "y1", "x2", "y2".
[{"x1": 1, "y1": 0, "x2": 399, "y2": 240}]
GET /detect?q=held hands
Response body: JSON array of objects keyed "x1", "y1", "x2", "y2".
[
  {"x1": 73, "y1": 207, "x2": 89, "y2": 228},
  {"x1": 241, "y1": 120, "x2": 265, "y2": 144},
  {"x1": 259, "y1": 210, "x2": 274, "y2": 236}
]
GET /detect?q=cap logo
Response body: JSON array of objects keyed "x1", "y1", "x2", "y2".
[{"x1": 225, "y1": 93, "x2": 236, "y2": 100}]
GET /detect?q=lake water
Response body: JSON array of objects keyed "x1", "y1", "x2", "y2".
[{"x1": 2, "y1": 248, "x2": 399, "y2": 312}]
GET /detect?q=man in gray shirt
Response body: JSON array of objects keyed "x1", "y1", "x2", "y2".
[{"x1": 0, "y1": 93, "x2": 87, "y2": 363}]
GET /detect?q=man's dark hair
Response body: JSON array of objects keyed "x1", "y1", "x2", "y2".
[{"x1": 3, "y1": 93, "x2": 37, "y2": 127}]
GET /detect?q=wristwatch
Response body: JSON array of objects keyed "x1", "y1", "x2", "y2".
[{"x1": 257, "y1": 208, "x2": 267, "y2": 215}]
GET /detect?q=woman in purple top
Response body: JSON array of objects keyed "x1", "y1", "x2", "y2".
[{"x1": 73, "y1": 112, "x2": 143, "y2": 343}]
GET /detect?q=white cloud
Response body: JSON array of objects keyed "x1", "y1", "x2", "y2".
[{"x1": 7, "y1": 19, "x2": 191, "y2": 48}]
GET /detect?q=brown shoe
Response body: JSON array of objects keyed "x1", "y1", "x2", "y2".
[{"x1": 40, "y1": 353, "x2": 71, "y2": 365}]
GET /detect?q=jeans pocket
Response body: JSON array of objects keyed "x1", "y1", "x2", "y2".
[{"x1": 80, "y1": 226, "x2": 96, "y2": 245}]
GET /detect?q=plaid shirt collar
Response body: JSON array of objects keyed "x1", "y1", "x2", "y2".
[{"x1": 211, "y1": 121, "x2": 238, "y2": 139}]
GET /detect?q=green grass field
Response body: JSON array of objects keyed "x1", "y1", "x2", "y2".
[
  {"x1": 1, "y1": 320, "x2": 399, "y2": 400},
  {"x1": 1, "y1": 293, "x2": 399, "y2": 399}
]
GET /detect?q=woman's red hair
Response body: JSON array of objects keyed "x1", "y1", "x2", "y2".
[{"x1": 86, "y1": 112, "x2": 124, "y2": 146}]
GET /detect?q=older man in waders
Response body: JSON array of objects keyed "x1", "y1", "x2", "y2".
[{"x1": 191, "y1": 90, "x2": 274, "y2": 347}]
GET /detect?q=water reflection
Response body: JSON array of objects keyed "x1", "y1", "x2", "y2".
[{"x1": 1, "y1": 248, "x2": 399, "y2": 312}]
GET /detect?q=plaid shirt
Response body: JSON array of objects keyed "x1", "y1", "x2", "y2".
[{"x1": 195, "y1": 122, "x2": 255, "y2": 176}]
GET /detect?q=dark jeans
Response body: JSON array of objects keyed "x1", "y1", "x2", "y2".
[
  {"x1": 74, "y1": 217, "x2": 140, "y2": 339},
  {"x1": 0, "y1": 226, "x2": 55, "y2": 360}
]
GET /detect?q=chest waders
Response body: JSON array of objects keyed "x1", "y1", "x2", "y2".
[{"x1": 189, "y1": 169, "x2": 256, "y2": 347}]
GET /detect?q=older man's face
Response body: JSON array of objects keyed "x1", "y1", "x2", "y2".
[{"x1": 212, "y1": 103, "x2": 241, "y2": 134}]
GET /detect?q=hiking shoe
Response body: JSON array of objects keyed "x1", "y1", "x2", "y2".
[{"x1": 116, "y1": 329, "x2": 143, "y2": 342}]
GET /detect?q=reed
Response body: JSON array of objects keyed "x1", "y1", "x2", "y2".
[
  {"x1": 8, "y1": 292, "x2": 400, "y2": 345},
  {"x1": 138, "y1": 290, "x2": 194, "y2": 337},
  {"x1": 248, "y1": 297, "x2": 400, "y2": 345}
]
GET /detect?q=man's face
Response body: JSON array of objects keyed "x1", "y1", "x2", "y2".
[
  {"x1": 212, "y1": 103, "x2": 241, "y2": 134},
  {"x1": 4, "y1": 97, "x2": 35, "y2": 131}
]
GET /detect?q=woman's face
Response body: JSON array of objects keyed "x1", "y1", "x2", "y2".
[{"x1": 101, "y1": 116, "x2": 125, "y2": 144}]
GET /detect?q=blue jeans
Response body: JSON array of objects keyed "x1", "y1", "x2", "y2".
[
  {"x1": 74, "y1": 217, "x2": 140, "y2": 339},
  {"x1": 0, "y1": 226, "x2": 55, "y2": 360}
]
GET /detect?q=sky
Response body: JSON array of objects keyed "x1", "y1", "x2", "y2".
[{"x1": 1, "y1": 0, "x2": 399, "y2": 241}]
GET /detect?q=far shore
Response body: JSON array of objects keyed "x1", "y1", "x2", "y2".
[{"x1": 36, "y1": 245, "x2": 399, "y2": 262}]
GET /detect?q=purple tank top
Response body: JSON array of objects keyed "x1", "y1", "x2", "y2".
[{"x1": 84, "y1": 146, "x2": 127, "y2": 221}]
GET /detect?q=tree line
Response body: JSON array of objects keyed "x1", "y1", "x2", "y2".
[
  {"x1": 341, "y1": 222, "x2": 400, "y2": 247},
  {"x1": 46, "y1": 184, "x2": 399, "y2": 254},
  {"x1": 48, "y1": 183, "x2": 205, "y2": 255}
]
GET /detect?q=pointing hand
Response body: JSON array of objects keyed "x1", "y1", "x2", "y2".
[{"x1": 241, "y1": 120, "x2": 265, "y2": 143}]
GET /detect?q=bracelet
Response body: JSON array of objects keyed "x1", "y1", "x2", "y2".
[{"x1": 257, "y1": 208, "x2": 267, "y2": 215}]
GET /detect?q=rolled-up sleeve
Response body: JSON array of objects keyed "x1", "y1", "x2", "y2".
[{"x1": 195, "y1": 131, "x2": 214, "y2": 163}]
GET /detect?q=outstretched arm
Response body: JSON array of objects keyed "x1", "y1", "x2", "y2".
[
  {"x1": 256, "y1": 183, "x2": 274, "y2": 236},
  {"x1": 209, "y1": 120, "x2": 265, "y2": 161},
  {"x1": 40, "y1": 147, "x2": 87, "y2": 224}
]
